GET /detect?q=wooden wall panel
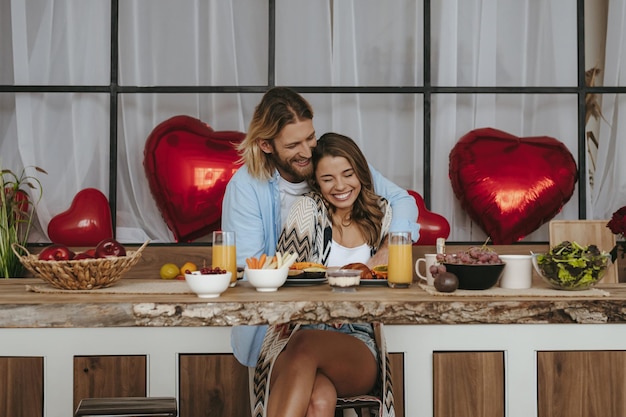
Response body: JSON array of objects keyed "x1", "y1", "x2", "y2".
[
  {"x1": 433, "y1": 352, "x2": 504, "y2": 417},
  {"x1": 538, "y1": 351, "x2": 626, "y2": 417},
  {"x1": 179, "y1": 354, "x2": 250, "y2": 417},
  {"x1": 0, "y1": 357, "x2": 43, "y2": 417},
  {"x1": 73, "y1": 355, "x2": 147, "y2": 411}
]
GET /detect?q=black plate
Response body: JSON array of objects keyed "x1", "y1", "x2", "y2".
[
  {"x1": 284, "y1": 278, "x2": 328, "y2": 286},
  {"x1": 360, "y1": 279, "x2": 388, "y2": 286},
  {"x1": 288, "y1": 271, "x2": 327, "y2": 280}
]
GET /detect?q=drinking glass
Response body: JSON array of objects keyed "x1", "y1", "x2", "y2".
[
  {"x1": 212, "y1": 231, "x2": 237, "y2": 287},
  {"x1": 387, "y1": 231, "x2": 413, "y2": 288}
]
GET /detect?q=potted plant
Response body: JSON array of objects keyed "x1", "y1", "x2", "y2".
[{"x1": 0, "y1": 164, "x2": 46, "y2": 278}]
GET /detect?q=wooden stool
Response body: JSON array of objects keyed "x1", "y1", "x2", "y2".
[{"x1": 74, "y1": 397, "x2": 177, "y2": 417}]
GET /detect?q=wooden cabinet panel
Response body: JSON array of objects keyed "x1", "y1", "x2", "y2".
[
  {"x1": 433, "y1": 352, "x2": 504, "y2": 417},
  {"x1": 178, "y1": 353, "x2": 405, "y2": 417},
  {"x1": 389, "y1": 352, "x2": 404, "y2": 417},
  {"x1": 538, "y1": 350, "x2": 626, "y2": 417},
  {"x1": 179, "y1": 354, "x2": 250, "y2": 417},
  {"x1": 0, "y1": 357, "x2": 43, "y2": 417},
  {"x1": 73, "y1": 355, "x2": 147, "y2": 411}
]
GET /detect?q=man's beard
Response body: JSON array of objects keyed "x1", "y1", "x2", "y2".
[{"x1": 272, "y1": 155, "x2": 313, "y2": 182}]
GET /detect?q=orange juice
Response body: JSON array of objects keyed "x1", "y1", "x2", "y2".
[
  {"x1": 388, "y1": 236, "x2": 413, "y2": 288},
  {"x1": 212, "y1": 244, "x2": 237, "y2": 285}
]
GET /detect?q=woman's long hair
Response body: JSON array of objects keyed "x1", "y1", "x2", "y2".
[
  {"x1": 237, "y1": 87, "x2": 314, "y2": 180},
  {"x1": 310, "y1": 132, "x2": 385, "y2": 247}
]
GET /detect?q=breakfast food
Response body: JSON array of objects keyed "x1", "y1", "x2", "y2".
[
  {"x1": 434, "y1": 272, "x2": 459, "y2": 292},
  {"x1": 291, "y1": 261, "x2": 326, "y2": 271},
  {"x1": 430, "y1": 246, "x2": 503, "y2": 280},
  {"x1": 534, "y1": 240, "x2": 610, "y2": 290},
  {"x1": 327, "y1": 269, "x2": 361, "y2": 288},
  {"x1": 246, "y1": 252, "x2": 297, "y2": 270},
  {"x1": 341, "y1": 262, "x2": 374, "y2": 279},
  {"x1": 371, "y1": 264, "x2": 388, "y2": 279}
]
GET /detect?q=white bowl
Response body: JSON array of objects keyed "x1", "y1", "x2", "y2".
[
  {"x1": 184, "y1": 271, "x2": 232, "y2": 298},
  {"x1": 245, "y1": 267, "x2": 289, "y2": 292}
]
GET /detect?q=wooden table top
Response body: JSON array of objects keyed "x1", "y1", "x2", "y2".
[{"x1": 1, "y1": 278, "x2": 625, "y2": 328}]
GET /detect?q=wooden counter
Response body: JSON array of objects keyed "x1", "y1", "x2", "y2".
[
  {"x1": 2, "y1": 277, "x2": 626, "y2": 417},
  {"x1": 1, "y1": 278, "x2": 626, "y2": 327}
]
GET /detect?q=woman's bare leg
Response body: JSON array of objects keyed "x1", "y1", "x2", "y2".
[
  {"x1": 306, "y1": 372, "x2": 337, "y2": 417},
  {"x1": 266, "y1": 329, "x2": 377, "y2": 417}
]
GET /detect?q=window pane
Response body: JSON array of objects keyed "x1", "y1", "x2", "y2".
[
  {"x1": 2, "y1": 0, "x2": 110, "y2": 85},
  {"x1": 119, "y1": 0, "x2": 268, "y2": 86},
  {"x1": 432, "y1": 0, "x2": 577, "y2": 87},
  {"x1": 117, "y1": 93, "x2": 260, "y2": 242},
  {"x1": 306, "y1": 93, "x2": 423, "y2": 190},
  {"x1": 430, "y1": 93, "x2": 579, "y2": 242},
  {"x1": 276, "y1": 0, "x2": 424, "y2": 86}
]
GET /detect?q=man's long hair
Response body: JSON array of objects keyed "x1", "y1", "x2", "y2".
[{"x1": 238, "y1": 87, "x2": 314, "y2": 180}]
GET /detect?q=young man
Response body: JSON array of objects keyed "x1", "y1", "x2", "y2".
[{"x1": 221, "y1": 86, "x2": 419, "y2": 367}]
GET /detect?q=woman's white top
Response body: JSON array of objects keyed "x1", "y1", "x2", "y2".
[{"x1": 326, "y1": 240, "x2": 371, "y2": 267}]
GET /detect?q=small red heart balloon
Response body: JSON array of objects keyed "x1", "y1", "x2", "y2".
[
  {"x1": 48, "y1": 188, "x2": 113, "y2": 246},
  {"x1": 143, "y1": 115, "x2": 245, "y2": 242},
  {"x1": 449, "y1": 128, "x2": 577, "y2": 244},
  {"x1": 408, "y1": 190, "x2": 451, "y2": 245}
]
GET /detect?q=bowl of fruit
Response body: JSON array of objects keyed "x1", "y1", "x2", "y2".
[
  {"x1": 532, "y1": 241, "x2": 611, "y2": 291},
  {"x1": 184, "y1": 266, "x2": 231, "y2": 298},
  {"x1": 244, "y1": 252, "x2": 297, "y2": 292},
  {"x1": 13, "y1": 239, "x2": 149, "y2": 290},
  {"x1": 432, "y1": 247, "x2": 505, "y2": 291}
]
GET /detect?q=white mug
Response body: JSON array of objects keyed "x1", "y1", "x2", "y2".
[
  {"x1": 499, "y1": 254, "x2": 533, "y2": 289},
  {"x1": 415, "y1": 253, "x2": 438, "y2": 286}
]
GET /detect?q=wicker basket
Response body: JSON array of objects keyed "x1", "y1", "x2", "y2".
[{"x1": 11, "y1": 240, "x2": 150, "y2": 290}]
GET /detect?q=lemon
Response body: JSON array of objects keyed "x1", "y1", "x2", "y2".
[
  {"x1": 180, "y1": 261, "x2": 198, "y2": 275},
  {"x1": 160, "y1": 263, "x2": 180, "y2": 280}
]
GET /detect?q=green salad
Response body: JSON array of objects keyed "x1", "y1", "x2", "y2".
[{"x1": 535, "y1": 241, "x2": 610, "y2": 290}]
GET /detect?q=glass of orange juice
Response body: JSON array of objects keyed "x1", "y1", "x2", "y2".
[
  {"x1": 212, "y1": 231, "x2": 237, "y2": 287},
  {"x1": 387, "y1": 231, "x2": 413, "y2": 288}
]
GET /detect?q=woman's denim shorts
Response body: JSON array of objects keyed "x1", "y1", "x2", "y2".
[{"x1": 299, "y1": 323, "x2": 378, "y2": 362}]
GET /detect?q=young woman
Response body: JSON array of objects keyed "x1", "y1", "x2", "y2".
[{"x1": 253, "y1": 132, "x2": 394, "y2": 417}]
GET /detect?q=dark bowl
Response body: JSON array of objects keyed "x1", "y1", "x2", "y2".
[{"x1": 442, "y1": 263, "x2": 506, "y2": 290}]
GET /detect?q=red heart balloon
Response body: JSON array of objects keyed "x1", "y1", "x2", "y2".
[
  {"x1": 143, "y1": 115, "x2": 245, "y2": 242},
  {"x1": 48, "y1": 188, "x2": 113, "y2": 246},
  {"x1": 449, "y1": 128, "x2": 577, "y2": 244},
  {"x1": 407, "y1": 190, "x2": 450, "y2": 245}
]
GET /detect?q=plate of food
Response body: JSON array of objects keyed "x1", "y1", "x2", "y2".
[
  {"x1": 360, "y1": 278, "x2": 388, "y2": 286},
  {"x1": 285, "y1": 263, "x2": 327, "y2": 286}
]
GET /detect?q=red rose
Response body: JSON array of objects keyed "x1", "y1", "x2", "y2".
[{"x1": 607, "y1": 206, "x2": 626, "y2": 236}]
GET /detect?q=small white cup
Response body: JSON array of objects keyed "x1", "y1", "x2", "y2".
[
  {"x1": 415, "y1": 253, "x2": 438, "y2": 286},
  {"x1": 499, "y1": 254, "x2": 533, "y2": 289}
]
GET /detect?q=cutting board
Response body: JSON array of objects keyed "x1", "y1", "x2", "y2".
[{"x1": 549, "y1": 220, "x2": 618, "y2": 283}]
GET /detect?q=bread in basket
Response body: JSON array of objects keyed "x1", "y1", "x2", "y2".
[{"x1": 11, "y1": 240, "x2": 149, "y2": 290}]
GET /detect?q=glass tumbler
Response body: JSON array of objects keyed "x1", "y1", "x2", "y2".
[
  {"x1": 212, "y1": 231, "x2": 237, "y2": 287},
  {"x1": 387, "y1": 231, "x2": 413, "y2": 288}
]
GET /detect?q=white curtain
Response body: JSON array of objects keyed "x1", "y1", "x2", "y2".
[
  {"x1": 1, "y1": 0, "x2": 615, "y2": 244},
  {"x1": 591, "y1": 1, "x2": 626, "y2": 219}
]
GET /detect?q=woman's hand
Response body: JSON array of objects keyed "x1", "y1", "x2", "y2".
[{"x1": 367, "y1": 238, "x2": 389, "y2": 268}]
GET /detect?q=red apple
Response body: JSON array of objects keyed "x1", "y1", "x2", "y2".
[
  {"x1": 38, "y1": 244, "x2": 75, "y2": 261},
  {"x1": 74, "y1": 252, "x2": 95, "y2": 260},
  {"x1": 94, "y1": 238, "x2": 126, "y2": 258}
]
